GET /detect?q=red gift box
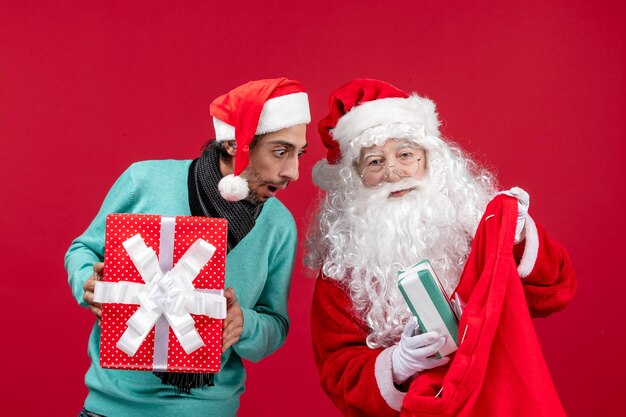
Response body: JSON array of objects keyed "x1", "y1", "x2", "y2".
[{"x1": 94, "y1": 213, "x2": 227, "y2": 373}]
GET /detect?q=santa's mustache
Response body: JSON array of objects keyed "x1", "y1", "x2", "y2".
[{"x1": 357, "y1": 177, "x2": 428, "y2": 203}]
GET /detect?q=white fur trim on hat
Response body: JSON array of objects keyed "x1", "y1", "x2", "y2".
[
  {"x1": 218, "y1": 174, "x2": 249, "y2": 201},
  {"x1": 213, "y1": 118, "x2": 236, "y2": 142},
  {"x1": 213, "y1": 92, "x2": 310, "y2": 141},
  {"x1": 312, "y1": 159, "x2": 342, "y2": 190},
  {"x1": 331, "y1": 94, "x2": 440, "y2": 152},
  {"x1": 257, "y1": 92, "x2": 310, "y2": 134}
]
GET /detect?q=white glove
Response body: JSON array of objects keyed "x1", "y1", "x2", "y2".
[
  {"x1": 502, "y1": 186, "x2": 530, "y2": 244},
  {"x1": 391, "y1": 317, "x2": 450, "y2": 385}
]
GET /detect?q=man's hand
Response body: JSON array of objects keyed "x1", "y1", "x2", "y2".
[
  {"x1": 83, "y1": 262, "x2": 104, "y2": 324},
  {"x1": 222, "y1": 288, "x2": 243, "y2": 352},
  {"x1": 391, "y1": 317, "x2": 450, "y2": 384}
]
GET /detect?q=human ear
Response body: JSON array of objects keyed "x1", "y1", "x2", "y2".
[{"x1": 223, "y1": 140, "x2": 237, "y2": 157}]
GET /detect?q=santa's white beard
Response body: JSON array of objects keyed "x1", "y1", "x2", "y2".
[{"x1": 315, "y1": 175, "x2": 488, "y2": 349}]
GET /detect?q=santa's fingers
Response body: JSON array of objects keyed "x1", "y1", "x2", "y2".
[
  {"x1": 403, "y1": 331, "x2": 442, "y2": 349},
  {"x1": 508, "y1": 186, "x2": 530, "y2": 206},
  {"x1": 421, "y1": 356, "x2": 450, "y2": 370},
  {"x1": 410, "y1": 336, "x2": 447, "y2": 357},
  {"x1": 402, "y1": 316, "x2": 419, "y2": 337}
]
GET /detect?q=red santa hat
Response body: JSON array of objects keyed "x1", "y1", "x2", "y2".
[
  {"x1": 313, "y1": 79, "x2": 441, "y2": 189},
  {"x1": 210, "y1": 77, "x2": 310, "y2": 201}
]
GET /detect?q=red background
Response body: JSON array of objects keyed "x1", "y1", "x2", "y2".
[{"x1": 1, "y1": 1, "x2": 624, "y2": 416}]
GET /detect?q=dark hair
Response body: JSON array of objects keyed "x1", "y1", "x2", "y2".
[{"x1": 203, "y1": 135, "x2": 262, "y2": 165}]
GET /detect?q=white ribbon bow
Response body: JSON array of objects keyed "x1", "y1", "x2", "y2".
[{"x1": 94, "y1": 234, "x2": 227, "y2": 356}]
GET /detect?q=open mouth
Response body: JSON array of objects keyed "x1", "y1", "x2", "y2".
[
  {"x1": 388, "y1": 187, "x2": 416, "y2": 198},
  {"x1": 266, "y1": 183, "x2": 287, "y2": 197},
  {"x1": 261, "y1": 181, "x2": 288, "y2": 199}
]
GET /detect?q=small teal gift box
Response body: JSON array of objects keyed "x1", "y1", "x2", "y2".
[{"x1": 398, "y1": 259, "x2": 460, "y2": 357}]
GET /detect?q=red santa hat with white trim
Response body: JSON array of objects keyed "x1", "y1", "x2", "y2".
[
  {"x1": 313, "y1": 79, "x2": 441, "y2": 190},
  {"x1": 210, "y1": 77, "x2": 310, "y2": 201}
]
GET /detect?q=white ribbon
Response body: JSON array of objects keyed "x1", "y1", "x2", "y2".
[{"x1": 94, "y1": 233, "x2": 226, "y2": 357}]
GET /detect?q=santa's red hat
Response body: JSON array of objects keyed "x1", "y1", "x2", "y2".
[
  {"x1": 210, "y1": 78, "x2": 310, "y2": 201},
  {"x1": 313, "y1": 79, "x2": 440, "y2": 189}
]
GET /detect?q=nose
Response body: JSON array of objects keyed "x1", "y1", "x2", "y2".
[
  {"x1": 281, "y1": 156, "x2": 300, "y2": 181},
  {"x1": 384, "y1": 164, "x2": 402, "y2": 183}
]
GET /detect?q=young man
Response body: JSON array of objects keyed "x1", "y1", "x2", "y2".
[
  {"x1": 65, "y1": 78, "x2": 310, "y2": 417},
  {"x1": 306, "y1": 79, "x2": 577, "y2": 417}
]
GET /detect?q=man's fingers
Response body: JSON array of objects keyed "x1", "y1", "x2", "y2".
[
  {"x1": 223, "y1": 321, "x2": 241, "y2": 336},
  {"x1": 93, "y1": 262, "x2": 104, "y2": 274},
  {"x1": 222, "y1": 335, "x2": 240, "y2": 352},
  {"x1": 84, "y1": 263, "x2": 104, "y2": 321},
  {"x1": 222, "y1": 288, "x2": 243, "y2": 351},
  {"x1": 224, "y1": 288, "x2": 238, "y2": 308},
  {"x1": 83, "y1": 275, "x2": 96, "y2": 291},
  {"x1": 223, "y1": 316, "x2": 243, "y2": 335},
  {"x1": 83, "y1": 290, "x2": 100, "y2": 305},
  {"x1": 89, "y1": 304, "x2": 102, "y2": 319},
  {"x1": 222, "y1": 322, "x2": 242, "y2": 352}
]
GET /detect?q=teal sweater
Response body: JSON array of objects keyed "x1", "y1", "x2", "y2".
[{"x1": 65, "y1": 160, "x2": 297, "y2": 417}]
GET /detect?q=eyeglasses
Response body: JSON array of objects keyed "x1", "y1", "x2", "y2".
[{"x1": 358, "y1": 149, "x2": 424, "y2": 187}]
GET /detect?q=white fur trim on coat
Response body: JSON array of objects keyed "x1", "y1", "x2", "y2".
[
  {"x1": 331, "y1": 94, "x2": 440, "y2": 153},
  {"x1": 213, "y1": 92, "x2": 310, "y2": 141},
  {"x1": 517, "y1": 214, "x2": 539, "y2": 278},
  {"x1": 374, "y1": 345, "x2": 406, "y2": 411}
]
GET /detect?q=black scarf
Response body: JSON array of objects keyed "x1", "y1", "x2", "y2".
[
  {"x1": 188, "y1": 142, "x2": 263, "y2": 250},
  {"x1": 153, "y1": 142, "x2": 263, "y2": 394}
]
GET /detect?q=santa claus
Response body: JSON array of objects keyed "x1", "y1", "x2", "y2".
[{"x1": 305, "y1": 79, "x2": 576, "y2": 417}]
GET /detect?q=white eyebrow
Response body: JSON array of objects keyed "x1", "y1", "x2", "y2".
[
  {"x1": 394, "y1": 143, "x2": 420, "y2": 151},
  {"x1": 362, "y1": 151, "x2": 384, "y2": 160},
  {"x1": 362, "y1": 143, "x2": 418, "y2": 159}
]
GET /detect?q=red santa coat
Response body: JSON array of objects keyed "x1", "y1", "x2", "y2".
[{"x1": 311, "y1": 195, "x2": 577, "y2": 417}]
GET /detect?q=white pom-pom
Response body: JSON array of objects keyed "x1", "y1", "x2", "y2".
[
  {"x1": 312, "y1": 159, "x2": 341, "y2": 190},
  {"x1": 218, "y1": 174, "x2": 249, "y2": 201}
]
